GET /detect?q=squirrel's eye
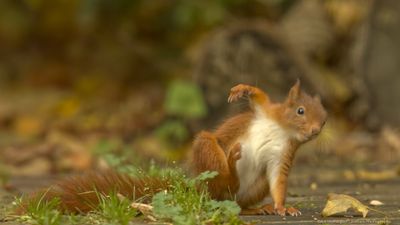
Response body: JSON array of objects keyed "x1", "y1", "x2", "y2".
[{"x1": 297, "y1": 107, "x2": 305, "y2": 115}]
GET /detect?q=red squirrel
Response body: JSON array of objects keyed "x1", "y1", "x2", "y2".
[
  {"x1": 191, "y1": 80, "x2": 327, "y2": 216},
  {"x1": 18, "y1": 81, "x2": 327, "y2": 217}
]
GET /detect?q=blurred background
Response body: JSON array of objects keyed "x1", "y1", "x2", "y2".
[{"x1": 0, "y1": 0, "x2": 399, "y2": 187}]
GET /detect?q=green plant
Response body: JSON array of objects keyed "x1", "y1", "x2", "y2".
[
  {"x1": 96, "y1": 191, "x2": 138, "y2": 225},
  {"x1": 16, "y1": 191, "x2": 62, "y2": 225},
  {"x1": 155, "y1": 119, "x2": 189, "y2": 147},
  {"x1": 156, "y1": 80, "x2": 208, "y2": 148},
  {"x1": 15, "y1": 152, "x2": 242, "y2": 225},
  {"x1": 164, "y1": 80, "x2": 207, "y2": 120},
  {"x1": 91, "y1": 139, "x2": 144, "y2": 177},
  {"x1": 0, "y1": 164, "x2": 10, "y2": 187},
  {"x1": 89, "y1": 150, "x2": 243, "y2": 224},
  {"x1": 152, "y1": 171, "x2": 243, "y2": 225}
]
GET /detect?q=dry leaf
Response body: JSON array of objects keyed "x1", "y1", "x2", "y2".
[
  {"x1": 356, "y1": 169, "x2": 397, "y2": 181},
  {"x1": 13, "y1": 115, "x2": 43, "y2": 137},
  {"x1": 321, "y1": 193, "x2": 369, "y2": 218},
  {"x1": 369, "y1": 200, "x2": 384, "y2": 206},
  {"x1": 343, "y1": 170, "x2": 356, "y2": 181},
  {"x1": 131, "y1": 202, "x2": 156, "y2": 222},
  {"x1": 310, "y1": 182, "x2": 318, "y2": 191}
]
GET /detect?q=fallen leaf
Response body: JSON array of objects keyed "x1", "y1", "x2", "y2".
[
  {"x1": 369, "y1": 200, "x2": 384, "y2": 206},
  {"x1": 310, "y1": 182, "x2": 318, "y2": 191},
  {"x1": 118, "y1": 194, "x2": 157, "y2": 222},
  {"x1": 131, "y1": 202, "x2": 153, "y2": 215},
  {"x1": 321, "y1": 193, "x2": 369, "y2": 218},
  {"x1": 131, "y1": 202, "x2": 156, "y2": 221},
  {"x1": 13, "y1": 115, "x2": 43, "y2": 137},
  {"x1": 343, "y1": 170, "x2": 356, "y2": 181},
  {"x1": 356, "y1": 169, "x2": 397, "y2": 181}
]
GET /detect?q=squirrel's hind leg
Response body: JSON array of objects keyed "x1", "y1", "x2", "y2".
[
  {"x1": 191, "y1": 131, "x2": 241, "y2": 200},
  {"x1": 240, "y1": 204, "x2": 274, "y2": 215},
  {"x1": 241, "y1": 204, "x2": 302, "y2": 216}
]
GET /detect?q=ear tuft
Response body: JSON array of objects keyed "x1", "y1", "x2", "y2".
[{"x1": 288, "y1": 79, "x2": 301, "y2": 101}]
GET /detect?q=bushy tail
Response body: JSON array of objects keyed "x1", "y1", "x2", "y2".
[{"x1": 17, "y1": 171, "x2": 169, "y2": 214}]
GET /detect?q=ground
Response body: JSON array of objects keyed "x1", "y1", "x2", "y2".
[
  {"x1": 1, "y1": 173, "x2": 399, "y2": 225},
  {"x1": 243, "y1": 179, "x2": 400, "y2": 224}
]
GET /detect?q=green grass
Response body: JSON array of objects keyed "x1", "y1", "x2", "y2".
[
  {"x1": 15, "y1": 189, "x2": 138, "y2": 225},
  {"x1": 15, "y1": 190, "x2": 62, "y2": 225},
  {"x1": 152, "y1": 170, "x2": 243, "y2": 225},
  {"x1": 96, "y1": 191, "x2": 138, "y2": 225},
  {"x1": 14, "y1": 149, "x2": 243, "y2": 225}
]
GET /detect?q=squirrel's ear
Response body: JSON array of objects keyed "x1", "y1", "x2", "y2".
[{"x1": 288, "y1": 79, "x2": 301, "y2": 101}]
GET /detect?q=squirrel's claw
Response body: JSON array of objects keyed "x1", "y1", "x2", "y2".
[
  {"x1": 274, "y1": 206, "x2": 301, "y2": 217},
  {"x1": 228, "y1": 84, "x2": 253, "y2": 103},
  {"x1": 275, "y1": 206, "x2": 287, "y2": 216},
  {"x1": 287, "y1": 207, "x2": 301, "y2": 217}
]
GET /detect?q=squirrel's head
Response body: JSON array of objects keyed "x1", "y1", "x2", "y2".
[{"x1": 280, "y1": 80, "x2": 327, "y2": 143}]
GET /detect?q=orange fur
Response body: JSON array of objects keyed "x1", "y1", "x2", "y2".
[
  {"x1": 191, "y1": 131, "x2": 245, "y2": 200},
  {"x1": 269, "y1": 140, "x2": 300, "y2": 215},
  {"x1": 193, "y1": 81, "x2": 326, "y2": 216}
]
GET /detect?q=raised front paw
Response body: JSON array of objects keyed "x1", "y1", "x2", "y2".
[
  {"x1": 275, "y1": 206, "x2": 301, "y2": 217},
  {"x1": 228, "y1": 84, "x2": 254, "y2": 103}
]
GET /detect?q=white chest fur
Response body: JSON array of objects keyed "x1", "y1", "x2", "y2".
[{"x1": 236, "y1": 108, "x2": 288, "y2": 201}]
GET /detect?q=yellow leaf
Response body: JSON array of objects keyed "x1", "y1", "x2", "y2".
[
  {"x1": 14, "y1": 115, "x2": 43, "y2": 137},
  {"x1": 321, "y1": 193, "x2": 369, "y2": 218},
  {"x1": 369, "y1": 200, "x2": 384, "y2": 206},
  {"x1": 56, "y1": 97, "x2": 80, "y2": 118}
]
